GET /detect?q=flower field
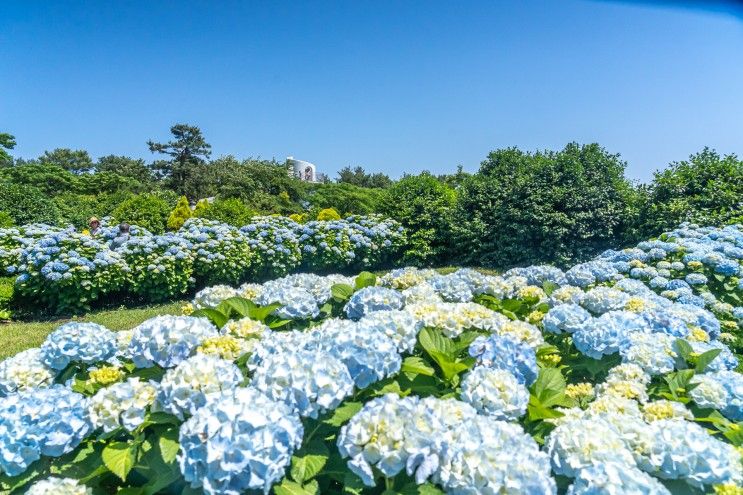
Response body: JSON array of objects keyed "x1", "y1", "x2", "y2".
[
  {"x1": 1, "y1": 223, "x2": 743, "y2": 494},
  {"x1": 0, "y1": 215, "x2": 405, "y2": 313}
]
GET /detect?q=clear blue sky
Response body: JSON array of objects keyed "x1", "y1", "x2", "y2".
[{"x1": 1, "y1": 0, "x2": 741, "y2": 182}]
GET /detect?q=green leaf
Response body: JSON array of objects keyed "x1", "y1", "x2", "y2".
[
  {"x1": 531, "y1": 368, "x2": 567, "y2": 407},
  {"x1": 249, "y1": 302, "x2": 282, "y2": 322},
  {"x1": 401, "y1": 356, "x2": 436, "y2": 377},
  {"x1": 324, "y1": 401, "x2": 363, "y2": 427},
  {"x1": 158, "y1": 426, "x2": 180, "y2": 464},
  {"x1": 220, "y1": 296, "x2": 257, "y2": 317},
  {"x1": 274, "y1": 479, "x2": 318, "y2": 495},
  {"x1": 331, "y1": 283, "x2": 355, "y2": 301},
  {"x1": 190, "y1": 308, "x2": 228, "y2": 328},
  {"x1": 418, "y1": 327, "x2": 455, "y2": 358},
  {"x1": 354, "y1": 271, "x2": 377, "y2": 290},
  {"x1": 290, "y1": 442, "x2": 328, "y2": 483},
  {"x1": 102, "y1": 442, "x2": 136, "y2": 482},
  {"x1": 542, "y1": 281, "x2": 558, "y2": 296},
  {"x1": 399, "y1": 482, "x2": 446, "y2": 494},
  {"x1": 694, "y1": 348, "x2": 722, "y2": 373},
  {"x1": 674, "y1": 339, "x2": 693, "y2": 362}
]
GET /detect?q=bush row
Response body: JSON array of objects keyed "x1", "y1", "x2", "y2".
[{"x1": 1, "y1": 215, "x2": 405, "y2": 314}]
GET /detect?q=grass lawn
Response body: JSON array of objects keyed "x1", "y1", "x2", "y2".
[{"x1": 0, "y1": 300, "x2": 186, "y2": 360}]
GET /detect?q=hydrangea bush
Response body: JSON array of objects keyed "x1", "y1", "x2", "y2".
[
  {"x1": 5, "y1": 215, "x2": 404, "y2": 313},
  {"x1": 1, "y1": 223, "x2": 743, "y2": 494}
]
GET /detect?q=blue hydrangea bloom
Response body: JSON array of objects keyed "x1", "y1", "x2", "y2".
[
  {"x1": 128, "y1": 316, "x2": 218, "y2": 368},
  {"x1": 573, "y1": 311, "x2": 645, "y2": 359},
  {"x1": 178, "y1": 387, "x2": 303, "y2": 495},
  {"x1": 345, "y1": 286, "x2": 404, "y2": 320},
  {"x1": 0, "y1": 385, "x2": 91, "y2": 476},
  {"x1": 256, "y1": 285, "x2": 320, "y2": 320},
  {"x1": 543, "y1": 304, "x2": 592, "y2": 334},
  {"x1": 40, "y1": 322, "x2": 117, "y2": 370},
  {"x1": 469, "y1": 334, "x2": 538, "y2": 386}
]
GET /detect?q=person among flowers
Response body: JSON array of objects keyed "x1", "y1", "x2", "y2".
[
  {"x1": 109, "y1": 223, "x2": 130, "y2": 250},
  {"x1": 82, "y1": 217, "x2": 101, "y2": 237}
]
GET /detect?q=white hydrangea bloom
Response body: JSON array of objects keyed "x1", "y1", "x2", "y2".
[
  {"x1": 26, "y1": 477, "x2": 92, "y2": 495},
  {"x1": 0, "y1": 348, "x2": 55, "y2": 396},
  {"x1": 88, "y1": 377, "x2": 157, "y2": 432},
  {"x1": 460, "y1": 367, "x2": 529, "y2": 420}
]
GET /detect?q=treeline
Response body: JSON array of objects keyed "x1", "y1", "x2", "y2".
[{"x1": 1, "y1": 126, "x2": 741, "y2": 269}]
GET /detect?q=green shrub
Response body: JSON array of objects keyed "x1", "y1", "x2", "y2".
[
  {"x1": 379, "y1": 172, "x2": 456, "y2": 266},
  {"x1": 167, "y1": 196, "x2": 193, "y2": 230},
  {"x1": 638, "y1": 148, "x2": 743, "y2": 236},
  {"x1": 453, "y1": 143, "x2": 638, "y2": 268},
  {"x1": 304, "y1": 183, "x2": 383, "y2": 215},
  {"x1": 317, "y1": 207, "x2": 341, "y2": 221},
  {"x1": 0, "y1": 277, "x2": 13, "y2": 320},
  {"x1": 52, "y1": 194, "x2": 101, "y2": 229},
  {"x1": 0, "y1": 183, "x2": 60, "y2": 225},
  {"x1": 112, "y1": 193, "x2": 172, "y2": 233},
  {"x1": 197, "y1": 197, "x2": 255, "y2": 227},
  {"x1": 0, "y1": 211, "x2": 14, "y2": 228}
]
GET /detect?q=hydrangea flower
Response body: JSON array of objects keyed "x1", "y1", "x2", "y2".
[
  {"x1": 26, "y1": 477, "x2": 93, "y2": 495},
  {"x1": 546, "y1": 417, "x2": 637, "y2": 477},
  {"x1": 156, "y1": 354, "x2": 243, "y2": 419},
  {"x1": 345, "y1": 286, "x2": 404, "y2": 320},
  {"x1": 257, "y1": 285, "x2": 320, "y2": 319},
  {"x1": 0, "y1": 385, "x2": 91, "y2": 476},
  {"x1": 469, "y1": 334, "x2": 538, "y2": 385},
  {"x1": 620, "y1": 331, "x2": 676, "y2": 375},
  {"x1": 543, "y1": 304, "x2": 592, "y2": 334},
  {"x1": 566, "y1": 462, "x2": 671, "y2": 495},
  {"x1": 192, "y1": 284, "x2": 240, "y2": 309},
  {"x1": 460, "y1": 367, "x2": 529, "y2": 420},
  {"x1": 0, "y1": 348, "x2": 55, "y2": 396},
  {"x1": 178, "y1": 387, "x2": 303, "y2": 495},
  {"x1": 40, "y1": 322, "x2": 117, "y2": 370},
  {"x1": 88, "y1": 377, "x2": 157, "y2": 432},
  {"x1": 435, "y1": 416, "x2": 556, "y2": 494},
  {"x1": 356, "y1": 309, "x2": 422, "y2": 353},
  {"x1": 251, "y1": 349, "x2": 354, "y2": 418},
  {"x1": 309, "y1": 321, "x2": 402, "y2": 388},
  {"x1": 581, "y1": 287, "x2": 631, "y2": 315},
  {"x1": 573, "y1": 311, "x2": 645, "y2": 359},
  {"x1": 128, "y1": 315, "x2": 218, "y2": 368}
]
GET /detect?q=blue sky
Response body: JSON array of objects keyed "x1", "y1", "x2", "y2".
[{"x1": 1, "y1": 1, "x2": 741, "y2": 182}]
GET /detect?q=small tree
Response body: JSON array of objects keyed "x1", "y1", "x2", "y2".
[
  {"x1": 0, "y1": 132, "x2": 16, "y2": 166},
  {"x1": 147, "y1": 124, "x2": 212, "y2": 197},
  {"x1": 39, "y1": 148, "x2": 93, "y2": 174},
  {"x1": 192, "y1": 199, "x2": 210, "y2": 217},
  {"x1": 167, "y1": 196, "x2": 193, "y2": 230}
]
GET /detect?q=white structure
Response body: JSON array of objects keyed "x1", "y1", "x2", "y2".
[{"x1": 287, "y1": 156, "x2": 317, "y2": 182}]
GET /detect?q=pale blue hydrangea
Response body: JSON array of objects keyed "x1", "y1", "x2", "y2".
[
  {"x1": 506, "y1": 265, "x2": 567, "y2": 286},
  {"x1": 565, "y1": 264, "x2": 597, "y2": 287},
  {"x1": 192, "y1": 284, "x2": 241, "y2": 309},
  {"x1": 0, "y1": 348, "x2": 55, "y2": 396},
  {"x1": 460, "y1": 367, "x2": 529, "y2": 420},
  {"x1": 567, "y1": 462, "x2": 671, "y2": 495},
  {"x1": 429, "y1": 274, "x2": 474, "y2": 302},
  {"x1": 337, "y1": 394, "x2": 419, "y2": 485},
  {"x1": 40, "y1": 322, "x2": 117, "y2": 370},
  {"x1": 88, "y1": 377, "x2": 157, "y2": 432},
  {"x1": 573, "y1": 311, "x2": 646, "y2": 359},
  {"x1": 178, "y1": 387, "x2": 303, "y2": 495},
  {"x1": 435, "y1": 416, "x2": 556, "y2": 494},
  {"x1": 685, "y1": 273, "x2": 708, "y2": 286},
  {"x1": 25, "y1": 477, "x2": 93, "y2": 495},
  {"x1": 546, "y1": 417, "x2": 637, "y2": 477},
  {"x1": 581, "y1": 287, "x2": 631, "y2": 315},
  {"x1": 715, "y1": 259, "x2": 740, "y2": 276},
  {"x1": 636, "y1": 419, "x2": 742, "y2": 488},
  {"x1": 310, "y1": 322, "x2": 402, "y2": 388},
  {"x1": 156, "y1": 354, "x2": 243, "y2": 419},
  {"x1": 688, "y1": 373, "x2": 728, "y2": 411},
  {"x1": 356, "y1": 309, "x2": 422, "y2": 353},
  {"x1": 620, "y1": 332, "x2": 676, "y2": 375},
  {"x1": 256, "y1": 285, "x2": 320, "y2": 319},
  {"x1": 543, "y1": 304, "x2": 592, "y2": 334},
  {"x1": 251, "y1": 349, "x2": 354, "y2": 418},
  {"x1": 640, "y1": 309, "x2": 690, "y2": 338},
  {"x1": 469, "y1": 334, "x2": 538, "y2": 385},
  {"x1": 0, "y1": 385, "x2": 91, "y2": 476},
  {"x1": 345, "y1": 286, "x2": 404, "y2": 320},
  {"x1": 128, "y1": 315, "x2": 218, "y2": 368}
]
